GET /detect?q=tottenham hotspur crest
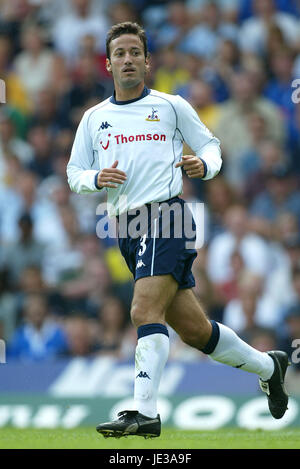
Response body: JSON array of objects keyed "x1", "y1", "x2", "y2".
[{"x1": 146, "y1": 107, "x2": 160, "y2": 122}]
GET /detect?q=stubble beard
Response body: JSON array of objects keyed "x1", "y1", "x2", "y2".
[
  {"x1": 118, "y1": 75, "x2": 144, "y2": 89},
  {"x1": 114, "y1": 66, "x2": 146, "y2": 90}
]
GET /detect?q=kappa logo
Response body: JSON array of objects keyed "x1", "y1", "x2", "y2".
[
  {"x1": 146, "y1": 107, "x2": 160, "y2": 122},
  {"x1": 98, "y1": 121, "x2": 112, "y2": 130},
  {"x1": 136, "y1": 371, "x2": 151, "y2": 379},
  {"x1": 136, "y1": 260, "x2": 146, "y2": 269}
]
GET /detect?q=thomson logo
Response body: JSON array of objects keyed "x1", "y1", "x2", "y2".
[
  {"x1": 114, "y1": 133, "x2": 166, "y2": 144},
  {"x1": 100, "y1": 133, "x2": 167, "y2": 151}
]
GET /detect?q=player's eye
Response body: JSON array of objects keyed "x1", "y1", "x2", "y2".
[{"x1": 114, "y1": 50, "x2": 124, "y2": 57}]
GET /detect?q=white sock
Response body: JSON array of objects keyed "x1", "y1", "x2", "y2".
[
  {"x1": 134, "y1": 324, "x2": 169, "y2": 418},
  {"x1": 207, "y1": 322, "x2": 274, "y2": 381}
]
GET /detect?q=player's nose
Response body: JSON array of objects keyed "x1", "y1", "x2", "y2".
[{"x1": 124, "y1": 52, "x2": 133, "y2": 63}]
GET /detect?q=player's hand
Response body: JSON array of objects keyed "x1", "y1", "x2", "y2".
[
  {"x1": 97, "y1": 160, "x2": 127, "y2": 189},
  {"x1": 175, "y1": 155, "x2": 205, "y2": 178}
]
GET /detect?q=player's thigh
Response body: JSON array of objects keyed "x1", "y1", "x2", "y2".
[
  {"x1": 131, "y1": 274, "x2": 178, "y2": 327},
  {"x1": 166, "y1": 288, "x2": 212, "y2": 349}
]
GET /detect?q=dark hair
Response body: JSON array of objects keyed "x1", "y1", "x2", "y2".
[{"x1": 106, "y1": 22, "x2": 148, "y2": 60}]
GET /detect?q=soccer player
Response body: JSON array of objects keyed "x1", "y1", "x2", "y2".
[{"x1": 67, "y1": 22, "x2": 289, "y2": 439}]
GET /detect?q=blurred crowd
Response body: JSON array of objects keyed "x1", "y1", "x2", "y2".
[{"x1": 0, "y1": 0, "x2": 300, "y2": 375}]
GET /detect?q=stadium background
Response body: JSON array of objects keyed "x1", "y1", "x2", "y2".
[{"x1": 0, "y1": 0, "x2": 300, "y2": 431}]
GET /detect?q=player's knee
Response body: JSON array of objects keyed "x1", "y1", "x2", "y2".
[
  {"x1": 130, "y1": 303, "x2": 144, "y2": 327},
  {"x1": 130, "y1": 302, "x2": 165, "y2": 328}
]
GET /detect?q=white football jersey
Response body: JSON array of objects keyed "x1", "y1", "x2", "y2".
[{"x1": 67, "y1": 87, "x2": 222, "y2": 216}]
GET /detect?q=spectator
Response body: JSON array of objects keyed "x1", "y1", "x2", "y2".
[
  {"x1": 155, "y1": 1, "x2": 192, "y2": 51},
  {"x1": 205, "y1": 176, "x2": 238, "y2": 238},
  {"x1": 0, "y1": 269, "x2": 18, "y2": 341},
  {"x1": 94, "y1": 296, "x2": 129, "y2": 357},
  {"x1": 153, "y1": 46, "x2": 190, "y2": 95},
  {"x1": 239, "y1": 0, "x2": 300, "y2": 56},
  {"x1": 244, "y1": 326, "x2": 278, "y2": 353},
  {"x1": 14, "y1": 264, "x2": 67, "y2": 319},
  {"x1": 215, "y1": 70, "x2": 284, "y2": 180},
  {"x1": 264, "y1": 47, "x2": 297, "y2": 120},
  {"x1": 178, "y1": 1, "x2": 238, "y2": 59},
  {"x1": 207, "y1": 204, "x2": 272, "y2": 285},
  {"x1": 235, "y1": 113, "x2": 269, "y2": 189},
  {"x1": 0, "y1": 0, "x2": 35, "y2": 54},
  {"x1": 223, "y1": 271, "x2": 281, "y2": 334},
  {"x1": 47, "y1": 54, "x2": 73, "y2": 102},
  {"x1": 0, "y1": 170, "x2": 67, "y2": 245},
  {"x1": 60, "y1": 52, "x2": 107, "y2": 127},
  {"x1": 108, "y1": 1, "x2": 141, "y2": 26},
  {"x1": 275, "y1": 213, "x2": 300, "y2": 244},
  {"x1": 64, "y1": 314, "x2": 97, "y2": 357},
  {"x1": 264, "y1": 22, "x2": 287, "y2": 57},
  {"x1": 41, "y1": 177, "x2": 100, "y2": 236},
  {"x1": 36, "y1": 0, "x2": 108, "y2": 26},
  {"x1": 7, "y1": 293, "x2": 69, "y2": 361},
  {"x1": 250, "y1": 166, "x2": 300, "y2": 226},
  {"x1": 0, "y1": 213, "x2": 45, "y2": 287},
  {"x1": 42, "y1": 202, "x2": 84, "y2": 287},
  {"x1": 29, "y1": 87, "x2": 71, "y2": 137},
  {"x1": 0, "y1": 34, "x2": 30, "y2": 115},
  {"x1": 0, "y1": 108, "x2": 34, "y2": 188},
  {"x1": 13, "y1": 23, "x2": 55, "y2": 105},
  {"x1": 264, "y1": 233, "x2": 300, "y2": 309},
  {"x1": 27, "y1": 125, "x2": 54, "y2": 179},
  {"x1": 215, "y1": 248, "x2": 246, "y2": 304},
  {"x1": 242, "y1": 138, "x2": 287, "y2": 201},
  {"x1": 193, "y1": 263, "x2": 224, "y2": 322},
  {"x1": 52, "y1": 0, "x2": 108, "y2": 65},
  {"x1": 18, "y1": 265, "x2": 45, "y2": 296},
  {"x1": 56, "y1": 253, "x2": 113, "y2": 317},
  {"x1": 287, "y1": 100, "x2": 300, "y2": 173},
  {"x1": 205, "y1": 38, "x2": 241, "y2": 102},
  {"x1": 238, "y1": 0, "x2": 300, "y2": 22},
  {"x1": 186, "y1": 0, "x2": 239, "y2": 24},
  {"x1": 185, "y1": 79, "x2": 221, "y2": 131},
  {"x1": 13, "y1": 265, "x2": 47, "y2": 319}
]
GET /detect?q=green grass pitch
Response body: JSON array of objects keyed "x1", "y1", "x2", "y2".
[{"x1": 0, "y1": 427, "x2": 299, "y2": 449}]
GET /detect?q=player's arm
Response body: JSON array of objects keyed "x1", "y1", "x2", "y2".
[
  {"x1": 67, "y1": 112, "x2": 126, "y2": 193},
  {"x1": 174, "y1": 95, "x2": 222, "y2": 180}
]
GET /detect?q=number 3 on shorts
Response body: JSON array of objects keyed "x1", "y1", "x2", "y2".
[{"x1": 138, "y1": 234, "x2": 147, "y2": 256}]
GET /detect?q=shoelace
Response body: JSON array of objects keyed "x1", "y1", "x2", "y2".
[{"x1": 117, "y1": 410, "x2": 138, "y2": 420}]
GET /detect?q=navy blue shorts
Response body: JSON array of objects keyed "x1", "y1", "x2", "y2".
[{"x1": 117, "y1": 197, "x2": 197, "y2": 289}]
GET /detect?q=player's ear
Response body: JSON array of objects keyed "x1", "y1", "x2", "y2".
[
  {"x1": 106, "y1": 58, "x2": 112, "y2": 74},
  {"x1": 145, "y1": 54, "x2": 150, "y2": 74}
]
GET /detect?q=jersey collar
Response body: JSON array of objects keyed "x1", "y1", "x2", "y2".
[{"x1": 110, "y1": 86, "x2": 150, "y2": 105}]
